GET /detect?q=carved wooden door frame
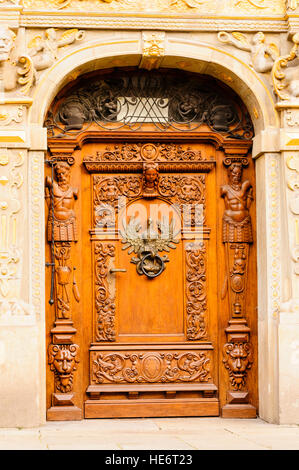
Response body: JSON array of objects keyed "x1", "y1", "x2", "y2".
[{"x1": 44, "y1": 69, "x2": 257, "y2": 420}]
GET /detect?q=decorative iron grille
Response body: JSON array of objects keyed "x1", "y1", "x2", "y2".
[{"x1": 46, "y1": 70, "x2": 253, "y2": 140}]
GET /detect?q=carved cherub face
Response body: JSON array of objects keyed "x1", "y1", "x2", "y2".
[{"x1": 0, "y1": 27, "x2": 15, "y2": 62}]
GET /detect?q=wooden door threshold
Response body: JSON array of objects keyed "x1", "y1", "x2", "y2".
[{"x1": 84, "y1": 398, "x2": 219, "y2": 418}]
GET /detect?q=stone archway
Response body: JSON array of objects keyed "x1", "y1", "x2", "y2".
[{"x1": 26, "y1": 33, "x2": 281, "y2": 423}]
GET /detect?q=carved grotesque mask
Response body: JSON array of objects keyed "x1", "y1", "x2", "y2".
[
  {"x1": 48, "y1": 344, "x2": 79, "y2": 390},
  {"x1": 52, "y1": 348, "x2": 77, "y2": 376},
  {"x1": 223, "y1": 341, "x2": 253, "y2": 389}
]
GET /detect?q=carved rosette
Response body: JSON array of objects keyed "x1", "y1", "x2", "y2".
[
  {"x1": 94, "y1": 242, "x2": 116, "y2": 342},
  {"x1": 91, "y1": 350, "x2": 211, "y2": 384},
  {"x1": 186, "y1": 243, "x2": 207, "y2": 340}
]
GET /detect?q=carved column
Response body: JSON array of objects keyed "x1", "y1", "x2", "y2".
[
  {"x1": 45, "y1": 151, "x2": 82, "y2": 420},
  {"x1": 221, "y1": 155, "x2": 256, "y2": 418}
]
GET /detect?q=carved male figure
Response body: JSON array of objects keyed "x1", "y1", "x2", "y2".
[
  {"x1": 45, "y1": 161, "x2": 78, "y2": 241},
  {"x1": 221, "y1": 163, "x2": 253, "y2": 243}
]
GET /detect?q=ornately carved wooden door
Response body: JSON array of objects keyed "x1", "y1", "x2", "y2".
[
  {"x1": 82, "y1": 140, "x2": 220, "y2": 418},
  {"x1": 45, "y1": 70, "x2": 258, "y2": 420}
]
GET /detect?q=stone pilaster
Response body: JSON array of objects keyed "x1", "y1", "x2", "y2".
[
  {"x1": 275, "y1": 102, "x2": 299, "y2": 424},
  {"x1": 0, "y1": 90, "x2": 47, "y2": 425}
]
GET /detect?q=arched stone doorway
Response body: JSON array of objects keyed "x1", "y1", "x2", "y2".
[{"x1": 44, "y1": 67, "x2": 258, "y2": 420}]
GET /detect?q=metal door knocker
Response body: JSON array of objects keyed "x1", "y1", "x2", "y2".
[{"x1": 121, "y1": 217, "x2": 179, "y2": 278}]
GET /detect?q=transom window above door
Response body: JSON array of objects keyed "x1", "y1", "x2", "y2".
[{"x1": 45, "y1": 68, "x2": 253, "y2": 139}]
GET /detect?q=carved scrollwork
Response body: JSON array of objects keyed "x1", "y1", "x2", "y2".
[
  {"x1": 158, "y1": 174, "x2": 206, "y2": 226},
  {"x1": 93, "y1": 175, "x2": 142, "y2": 228},
  {"x1": 94, "y1": 242, "x2": 116, "y2": 342},
  {"x1": 92, "y1": 350, "x2": 211, "y2": 384},
  {"x1": 271, "y1": 33, "x2": 299, "y2": 101},
  {"x1": 90, "y1": 143, "x2": 202, "y2": 163},
  {"x1": 186, "y1": 243, "x2": 207, "y2": 340}
]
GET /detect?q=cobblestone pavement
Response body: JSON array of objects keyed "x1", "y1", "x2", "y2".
[{"x1": 0, "y1": 417, "x2": 298, "y2": 450}]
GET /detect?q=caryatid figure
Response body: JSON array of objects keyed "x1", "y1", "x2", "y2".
[
  {"x1": 220, "y1": 162, "x2": 253, "y2": 243},
  {"x1": 45, "y1": 162, "x2": 78, "y2": 242}
]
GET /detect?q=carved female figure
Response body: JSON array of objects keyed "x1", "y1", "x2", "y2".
[{"x1": 143, "y1": 162, "x2": 159, "y2": 198}]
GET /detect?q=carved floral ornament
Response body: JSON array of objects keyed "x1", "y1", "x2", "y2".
[{"x1": 15, "y1": 0, "x2": 284, "y2": 13}]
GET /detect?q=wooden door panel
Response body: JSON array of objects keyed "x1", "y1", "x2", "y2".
[{"x1": 116, "y1": 198, "x2": 185, "y2": 341}]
